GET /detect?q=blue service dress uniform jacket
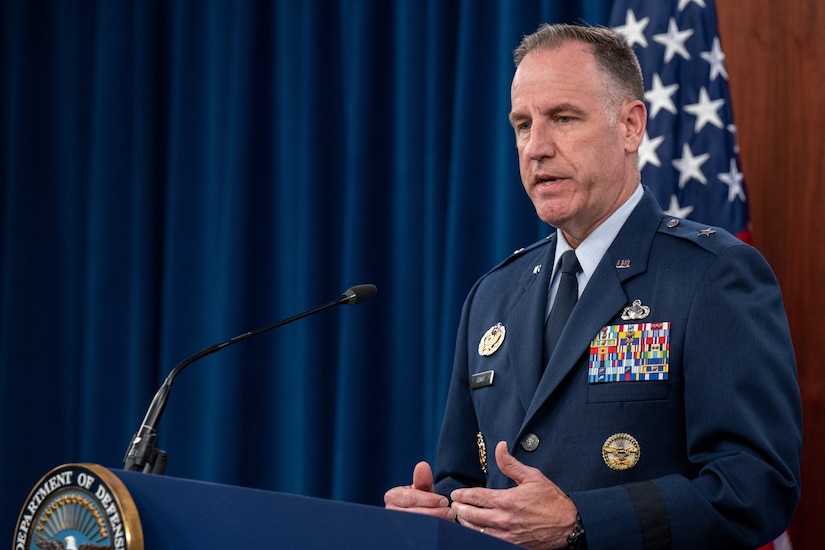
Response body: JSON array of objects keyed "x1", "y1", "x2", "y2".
[{"x1": 433, "y1": 191, "x2": 801, "y2": 549}]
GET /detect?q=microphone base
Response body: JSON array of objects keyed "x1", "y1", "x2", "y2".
[
  {"x1": 123, "y1": 436, "x2": 169, "y2": 475},
  {"x1": 143, "y1": 449, "x2": 169, "y2": 474}
]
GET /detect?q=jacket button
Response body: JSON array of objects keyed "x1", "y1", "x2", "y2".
[{"x1": 521, "y1": 433, "x2": 540, "y2": 452}]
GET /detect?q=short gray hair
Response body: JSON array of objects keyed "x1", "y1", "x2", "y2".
[{"x1": 513, "y1": 24, "x2": 645, "y2": 117}]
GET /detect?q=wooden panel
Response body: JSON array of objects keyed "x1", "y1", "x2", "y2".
[{"x1": 716, "y1": 0, "x2": 825, "y2": 546}]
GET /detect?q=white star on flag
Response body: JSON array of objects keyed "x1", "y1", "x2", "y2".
[
  {"x1": 678, "y1": 0, "x2": 707, "y2": 11},
  {"x1": 653, "y1": 17, "x2": 694, "y2": 62},
  {"x1": 700, "y1": 37, "x2": 728, "y2": 80},
  {"x1": 638, "y1": 131, "x2": 665, "y2": 170},
  {"x1": 718, "y1": 157, "x2": 746, "y2": 202},
  {"x1": 645, "y1": 73, "x2": 679, "y2": 118},
  {"x1": 614, "y1": 9, "x2": 650, "y2": 47},
  {"x1": 683, "y1": 87, "x2": 725, "y2": 132},
  {"x1": 666, "y1": 194, "x2": 694, "y2": 218},
  {"x1": 672, "y1": 143, "x2": 710, "y2": 188}
]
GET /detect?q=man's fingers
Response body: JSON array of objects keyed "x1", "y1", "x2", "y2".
[
  {"x1": 494, "y1": 440, "x2": 542, "y2": 485},
  {"x1": 451, "y1": 497, "x2": 500, "y2": 536},
  {"x1": 384, "y1": 461, "x2": 450, "y2": 512},
  {"x1": 384, "y1": 485, "x2": 448, "y2": 508},
  {"x1": 451, "y1": 486, "x2": 492, "y2": 508},
  {"x1": 386, "y1": 502, "x2": 456, "y2": 520},
  {"x1": 412, "y1": 460, "x2": 435, "y2": 492}
]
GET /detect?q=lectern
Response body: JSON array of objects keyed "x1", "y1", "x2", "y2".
[{"x1": 14, "y1": 464, "x2": 520, "y2": 549}]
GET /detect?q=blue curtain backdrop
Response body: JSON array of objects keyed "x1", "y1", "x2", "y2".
[{"x1": 1, "y1": 0, "x2": 613, "y2": 536}]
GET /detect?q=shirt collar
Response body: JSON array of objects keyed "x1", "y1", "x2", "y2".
[{"x1": 552, "y1": 184, "x2": 644, "y2": 285}]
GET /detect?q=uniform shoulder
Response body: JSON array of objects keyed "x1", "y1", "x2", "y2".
[
  {"x1": 485, "y1": 234, "x2": 554, "y2": 274},
  {"x1": 657, "y1": 216, "x2": 744, "y2": 254}
]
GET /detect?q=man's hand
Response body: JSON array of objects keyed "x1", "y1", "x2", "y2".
[
  {"x1": 384, "y1": 461, "x2": 456, "y2": 521},
  {"x1": 450, "y1": 441, "x2": 578, "y2": 549}
]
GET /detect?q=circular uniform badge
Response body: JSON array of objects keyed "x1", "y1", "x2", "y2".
[
  {"x1": 602, "y1": 433, "x2": 641, "y2": 471},
  {"x1": 14, "y1": 463, "x2": 143, "y2": 550},
  {"x1": 478, "y1": 323, "x2": 506, "y2": 356}
]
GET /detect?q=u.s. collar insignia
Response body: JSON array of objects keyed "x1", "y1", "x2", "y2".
[
  {"x1": 621, "y1": 299, "x2": 650, "y2": 321},
  {"x1": 477, "y1": 432, "x2": 488, "y2": 474},
  {"x1": 478, "y1": 323, "x2": 506, "y2": 356},
  {"x1": 602, "y1": 433, "x2": 640, "y2": 471}
]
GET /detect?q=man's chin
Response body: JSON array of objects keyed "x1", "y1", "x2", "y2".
[{"x1": 534, "y1": 204, "x2": 571, "y2": 230}]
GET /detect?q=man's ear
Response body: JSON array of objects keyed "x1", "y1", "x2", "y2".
[{"x1": 622, "y1": 99, "x2": 647, "y2": 153}]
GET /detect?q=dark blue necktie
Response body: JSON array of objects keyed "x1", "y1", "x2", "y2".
[{"x1": 544, "y1": 250, "x2": 582, "y2": 366}]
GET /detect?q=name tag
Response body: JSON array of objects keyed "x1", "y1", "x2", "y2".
[
  {"x1": 588, "y1": 322, "x2": 670, "y2": 383},
  {"x1": 470, "y1": 370, "x2": 495, "y2": 389}
]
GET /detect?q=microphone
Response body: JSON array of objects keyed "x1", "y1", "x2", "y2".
[{"x1": 122, "y1": 284, "x2": 377, "y2": 473}]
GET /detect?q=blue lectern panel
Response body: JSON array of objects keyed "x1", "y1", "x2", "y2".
[{"x1": 113, "y1": 469, "x2": 519, "y2": 549}]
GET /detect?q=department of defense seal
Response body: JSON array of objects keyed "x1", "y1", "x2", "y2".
[
  {"x1": 478, "y1": 323, "x2": 506, "y2": 356},
  {"x1": 14, "y1": 463, "x2": 143, "y2": 550},
  {"x1": 602, "y1": 433, "x2": 641, "y2": 471}
]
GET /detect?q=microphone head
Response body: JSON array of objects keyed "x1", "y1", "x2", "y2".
[{"x1": 340, "y1": 284, "x2": 377, "y2": 305}]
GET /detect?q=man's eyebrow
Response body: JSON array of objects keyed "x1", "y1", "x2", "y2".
[
  {"x1": 549, "y1": 103, "x2": 587, "y2": 116},
  {"x1": 508, "y1": 111, "x2": 527, "y2": 126},
  {"x1": 509, "y1": 102, "x2": 587, "y2": 126}
]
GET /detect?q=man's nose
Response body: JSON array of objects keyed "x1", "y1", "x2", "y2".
[{"x1": 522, "y1": 122, "x2": 556, "y2": 159}]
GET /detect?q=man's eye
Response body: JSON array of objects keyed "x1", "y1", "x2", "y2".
[
  {"x1": 517, "y1": 122, "x2": 531, "y2": 131},
  {"x1": 556, "y1": 116, "x2": 573, "y2": 124}
]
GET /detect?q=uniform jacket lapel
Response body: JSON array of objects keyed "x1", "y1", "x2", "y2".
[
  {"x1": 520, "y1": 192, "x2": 663, "y2": 428},
  {"x1": 506, "y1": 238, "x2": 557, "y2": 412}
]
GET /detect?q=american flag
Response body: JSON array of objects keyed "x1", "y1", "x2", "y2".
[
  {"x1": 610, "y1": 0, "x2": 751, "y2": 243},
  {"x1": 610, "y1": 1, "x2": 790, "y2": 549}
]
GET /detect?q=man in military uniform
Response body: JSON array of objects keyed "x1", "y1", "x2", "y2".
[{"x1": 384, "y1": 23, "x2": 801, "y2": 549}]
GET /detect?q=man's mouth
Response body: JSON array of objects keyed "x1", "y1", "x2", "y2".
[{"x1": 536, "y1": 175, "x2": 561, "y2": 185}]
